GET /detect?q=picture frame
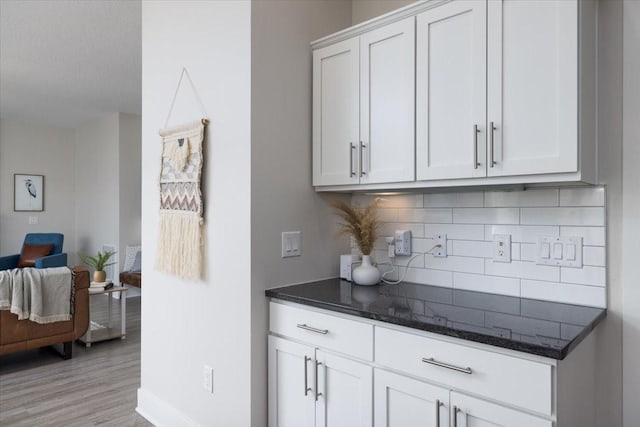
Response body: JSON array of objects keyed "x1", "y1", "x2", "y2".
[{"x1": 14, "y1": 174, "x2": 44, "y2": 212}]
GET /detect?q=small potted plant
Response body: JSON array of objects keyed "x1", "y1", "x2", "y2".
[
  {"x1": 79, "y1": 250, "x2": 117, "y2": 283},
  {"x1": 331, "y1": 198, "x2": 382, "y2": 286}
]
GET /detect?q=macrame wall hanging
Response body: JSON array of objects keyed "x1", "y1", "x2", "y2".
[{"x1": 156, "y1": 68, "x2": 209, "y2": 280}]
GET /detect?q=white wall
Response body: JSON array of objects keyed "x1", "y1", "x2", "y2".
[
  {"x1": 74, "y1": 113, "x2": 120, "y2": 272},
  {"x1": 623, "y1": 1, "x2": 640, "y2": 424},
  {"x1": 250, "y1": 1, "x2": 352, "y2": 424},
  {"x1": 118, "y1": 112, "x2": 142, "y2": 297},
  {"x1": 351, "y1": 0, "x2": 414, "y2": 25},
  {"x1": 595, "y1": 1, "x2": 624, "y2": 424},
  {"x1": 0, "y1": 119, "x2": 76, "y2": 261},
  {"x1": 139, "y1": 1, "x2": 252, "y2": 426}
]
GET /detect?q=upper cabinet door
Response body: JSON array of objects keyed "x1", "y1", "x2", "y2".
[
  {"x1": 487, "y1": 0, "x2": 578, "y2": 177},
  {"x1": 313, "y1": 38, "x2": 359, "y2": 186},
  {"x1": 416, "y1": 1, "x2": 487, "y2": 181},
  {"x1": 359, "y1": 17, "x2": 415, "y2": 185}
]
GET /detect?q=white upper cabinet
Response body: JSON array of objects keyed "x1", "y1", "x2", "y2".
[
  {"x1": 313, "y1": 38, "x2": 359, "y2": 186},
  {"x1": 416, "y1": 0, "x2": 487, "y2": 181},
  {"x1": 311, "y1": 0, "x2": 595, "y2": 190},
  {"x1": 313, "y1": 17, "x2": 415, "y2": 186},
  {"x1": 360, "y1": 18, "x2": 415, "y2": 184},
  {"x1": 487, "y1": 0, "x2": 579, "y2": 177}
]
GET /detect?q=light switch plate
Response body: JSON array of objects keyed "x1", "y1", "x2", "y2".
[
  {"x1": 282, "y1": 231, "x2": 301, "y2": 258},
  {"x1": 537, "y1": 236, "x2": 582, "y2": 268}
]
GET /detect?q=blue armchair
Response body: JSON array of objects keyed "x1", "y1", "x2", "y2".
[{"x1": 0, "y1": 233, "x2": 68, "y2": 270}]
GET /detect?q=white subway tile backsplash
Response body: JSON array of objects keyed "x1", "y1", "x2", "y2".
[
  {"x1": 353, "y1": 193, "x2": 424, "y2": 208},
  {"x1": 425, "y1": 255, "x2": 485, "y2": 274},
  {"x1": 453, "y1": 272, "x2": 521, "y2": 296},
  {"x1": 424, "y1": 192, "x2": 484, "y2": 208},
  {"x1": 560, "y1": 266, "x2": 606, "y2": 286},
  {"x1": 485, "y1": 259, "x2": 560, "y2": 282},
  {"x1": 511, "y1": 243, "x2": 521, "y2": 261},
  {"x1": 453, "y1": 208, "x2": 519, "y2": 224},
  {"x1": 520, "y1": 207, "x2": 605, "y2": 226},
  {"x1": 560, "y1": 226, "x2": 605, "y2": 246},
  {"x1": 398, "y1": 208, "x2": 452, "y2": 223},
  {"x1": 359, "y1": 186, "x2": 606, "y2": 307},
  {"x1": 521, "y1": 280, "x2": 606, "y2": 308},
  {"x1": 559, "y1": 187, "x2": 605, "y2": 207},
  {"x1": 484, "y1": 188, "x2": 558, "y2": 207},
  {"x1": 583, "y1": 246, "x2": 605, "y2": 267},
  {"x1": 403, "y1": 268, "x2": 453, "y2": 287},
  {"x1": 485, "y1": 225, "x2": 559, "y2": 243},
  {"x1": 520, "y1": 243, "x2": 537, "y2": 262},
  {"x1": 381, "y1": 223, "x2": 425, "y2": 238},
  {"x1": 452, "y1": 240, "x2": 492, "y2": 258},
  {"x1": 425, "y1": 224, "x2": 485, "y2": 240},
  {"x1": 378, "y1": 208, "x2": 399, "y2": 222}
]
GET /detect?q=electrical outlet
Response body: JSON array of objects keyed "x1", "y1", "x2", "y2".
[
  {"x1": 394, "y1": 230, "x2": 412, "y2": 256},
  {"x1": 203, "y1": 365, "x2": 214, "y2": 393},
  {"x1": 432, "y1": 234, "x2": 447, "y2": 257},
  {"x1": 493, "y1": 234, "x2": 511, "y2": 263}
]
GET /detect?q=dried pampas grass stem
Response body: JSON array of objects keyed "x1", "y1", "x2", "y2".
[{"x1": 331, "y1": 198, "x2": 381, "y2": 256}]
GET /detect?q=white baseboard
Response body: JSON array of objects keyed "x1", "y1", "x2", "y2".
[{"x1": 137, "y1": 387, "x2": 199, "y2": 427}]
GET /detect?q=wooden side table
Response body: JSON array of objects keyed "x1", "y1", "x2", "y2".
[{"x1": 79, "y1": 285, "x2": 127, "y2": 347}]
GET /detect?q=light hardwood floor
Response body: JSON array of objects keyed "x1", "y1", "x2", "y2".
[{"x1": 0, "y1": 294, "x2": 152, "y2": 426}]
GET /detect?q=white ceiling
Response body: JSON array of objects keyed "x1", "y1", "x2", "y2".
[{"x1": 0, "y1": 0, "x2": 141, "y2": 128}]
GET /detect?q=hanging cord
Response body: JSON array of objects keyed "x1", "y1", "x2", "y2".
[
  {"x1": 381, "y1": 244, "x2": 442, "y2": 285},
  {"x1": 164, "y1": 67, "x2": 209, "y2": 129}
]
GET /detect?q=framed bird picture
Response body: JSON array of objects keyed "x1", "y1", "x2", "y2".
[{"x1": 14, "y1": 174, "x2": 44, "y2": 211}]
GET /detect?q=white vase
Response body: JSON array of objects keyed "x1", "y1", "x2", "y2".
[{"x1": 352, "y1": 255, "x2": 381, "y2": 286}]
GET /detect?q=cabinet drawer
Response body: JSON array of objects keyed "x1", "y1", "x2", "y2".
[
  {"x1": 270, "y1": 302, "x2": 373, "y2": 361},
  {"x1": 375, "y1": 326, "x2": 552, "y2": 415}
]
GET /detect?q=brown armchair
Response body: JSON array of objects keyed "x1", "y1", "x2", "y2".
[{"x1": 0, "y1": 267, "x2": 90, "y2": 359}]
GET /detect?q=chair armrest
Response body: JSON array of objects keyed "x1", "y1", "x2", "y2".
[
  {"x1": 72, "y1": 266, "x2": 90, "y2": 290},
  {"x1": 35, "y1": 253, "x2": 68, "y2": 269},
  {"x1": 0, "y1": 254, "x2": 19, "y2": 271}
]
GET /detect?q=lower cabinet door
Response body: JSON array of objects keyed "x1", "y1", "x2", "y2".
[
  {"x1": 374, "y1": 368, "x2": 449, "y2": 427},
  {"x1": 268, "y1": 336, "x2": 316, "y2": 427},
  {"x1": 450, "y1": 392, "x2": 552, "y2": 427},
  {"x1": 315, "y1": 350, "x2": 373, "y2": 427}
]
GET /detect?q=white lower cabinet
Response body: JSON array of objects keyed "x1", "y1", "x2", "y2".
[
  {"x1": 269, "y1": 301, "x2": 595, "y2": 427},
  {"x1": 374, "y1": 368, "x2": 449, "y2": 427},
  {"x1": 450, "y1": 392, "x2": 551, "y2": 427},
  {"x1": 268, "y1": 335, "x2": 372, "y2": 427},
  {"x1": 374, "y1": 369, "x2": 550, "y2": 427}
]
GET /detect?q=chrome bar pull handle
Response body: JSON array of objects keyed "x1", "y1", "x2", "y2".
[
  {"x1": 453, "y1": 406, "x2": 460, "y2": 427},
  {"x1": 296, "y1": 324, "x2": 329, "y2": 335},
  {"x1": 473, "y1": 125, "x2": 480, "y2": 169},
  {"x1": 435, "y1": 400, "x2": 443, "y2": 427},
  {"x1": 304, "y1": 356, "x2": 312, "y2": 396},
  {"x1": 349, "y1": 143, "x2": 356, "y2": 177},
  {"x1": 422, "y1": 357, "x2": 472, "y2": 375},
  {"x1": 315, "y1": 361, "x2": 323, "y2": 401},
  {"x1": 359, "y1": 141, "x2": 366, "y2": 176},
  {"x1": 489, "y1": 121, "x2": 496, "y2": 167}
]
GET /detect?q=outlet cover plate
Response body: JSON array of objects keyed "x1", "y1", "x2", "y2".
[
  {"x1": 493, "y1": 234, "x2": 511, "y2": 263},
  {"x1": 432, "y1": 234, "x2": 447, "y2": 257}
]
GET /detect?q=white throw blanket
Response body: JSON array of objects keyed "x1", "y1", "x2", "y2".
[{"x1": 0, "y1": 267, "x2": 72, "y2": 324}]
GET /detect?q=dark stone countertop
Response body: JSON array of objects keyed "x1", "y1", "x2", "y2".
[{"x1": 265, "y1": 278, "x2": 606, "y2": 360}]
